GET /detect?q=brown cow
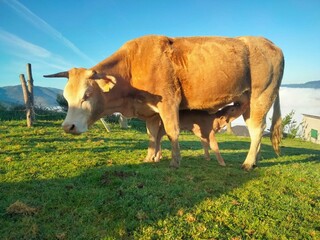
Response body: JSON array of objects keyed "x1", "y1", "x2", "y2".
[
  {"x1": 155, "y1": 101, "x2": 249, "y2": 166},
  {"x1": 44, "y1": 35, "x2": 284, "y2": 170}
]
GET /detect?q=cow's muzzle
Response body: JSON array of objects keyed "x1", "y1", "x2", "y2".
[{"x1": 62, "y1": 123, "x2": 81, "y2": 135}]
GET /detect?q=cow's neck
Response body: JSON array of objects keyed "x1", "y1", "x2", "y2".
[
  {"x1": 91, "y1": 49, "x2": 160, "y2": 120},
  {"x1": 92, "y1": 49, "x2": 131, "y2": 82},
  {"x1": 103, "y1": 92, "x2": 158, "y2": 120}
]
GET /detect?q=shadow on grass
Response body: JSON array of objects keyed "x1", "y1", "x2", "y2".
[
  {"x1": 14, "y1": 127, "x2": 320, "y2": 167},
  {"x1": 160, "y1": 138, "x2": 319, "y2": 166},
  {"x1": 0, "y1": 157, "x2": 257, "y2": 239},
  {"x1": 1, "y1": 131, "x2": 319, "y2": 238}
]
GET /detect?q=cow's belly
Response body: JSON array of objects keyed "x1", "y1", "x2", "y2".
[
  {"x1": 175, "y1": 40, "x2": 250, "y2": 111},
  {"x1": 179, "y1": 75, "x2": 250, "y2": 111}
]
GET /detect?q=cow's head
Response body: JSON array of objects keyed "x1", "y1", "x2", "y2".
[{"x1": 44, "y1": 68, "x2": 116, "y2": 134}]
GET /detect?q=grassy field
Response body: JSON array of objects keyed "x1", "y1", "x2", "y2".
[{"x1": 0, "y1": 119, "x2": 319, "y2": 239}]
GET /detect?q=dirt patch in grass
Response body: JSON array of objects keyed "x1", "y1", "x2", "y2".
[
  {"x1": 6, "y1": 200, "x2": 38, "y2": 215},
  {"x1": 100, "y1": 170, "x2": 137, "y2": 185}
]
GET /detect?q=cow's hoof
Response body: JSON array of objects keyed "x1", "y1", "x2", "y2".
[
  {"x1": 241, "y1": 163, "x2": 254, "y2": 171},
  {"x1": 217, "y1": 158, "x2": 226, "y2": 166},
  {"x1": 144, "y1": 157, "x2": 154, "y2": 163},
  {"x1": 219, "y1": 162, "x2": 226, "y2": 167},
  {"x1": 169, "y1": 160, "x2": 180, "y2": 169}
]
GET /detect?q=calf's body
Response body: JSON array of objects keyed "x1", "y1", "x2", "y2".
[{"x1": 156, "y1": 100, "x2": 248, "y2": 165}]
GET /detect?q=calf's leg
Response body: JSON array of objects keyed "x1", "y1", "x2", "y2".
[
  {"x1": 191, "y1": 127, "x2": 211, "y2": 161},
  {"x1": 200, "y1": 139, "x2": 211, "y2": 161},
  {"x1": 209, "y1": 131, "x2": 226, "y2": 166},
  {"x1": 153, "y1": 120, "x2": 166, "y2": 162}
]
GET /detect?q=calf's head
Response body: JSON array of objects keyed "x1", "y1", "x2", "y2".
[
  {"x1": 213, "y1": 104, "x2": 245, "y2": 131},
  {"x1": 44, "y1": 68, "x2": 116, "y2": 134}
]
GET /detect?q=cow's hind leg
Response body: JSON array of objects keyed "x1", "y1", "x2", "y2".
[
  {"x1": 241, "y1": 37, "x2": 284, "y2": 170},
  {"x1": 242, "y1": 97, "x2": 270, "y2": 170},
  {"x1": 243, "y1": 117, "x2": 265, "y2": 170}
]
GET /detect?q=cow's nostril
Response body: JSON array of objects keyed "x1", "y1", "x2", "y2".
[{"x1": 70, "y1": 124, "x2": 75, "y2": 131}]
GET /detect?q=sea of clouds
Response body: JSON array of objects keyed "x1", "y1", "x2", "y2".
[{"x1": 232, "y1": 87, "x2": 320, "y2": 130}]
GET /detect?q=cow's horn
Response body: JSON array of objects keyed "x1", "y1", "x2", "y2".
[{"x1": 43, "y1": 71, "x2": 69, "y2": 78}]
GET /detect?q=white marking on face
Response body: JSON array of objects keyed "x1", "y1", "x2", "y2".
[
  {"x1": 62, "y1": 82, "x2": 92, "y2": 134},
  {"x1": 146, "y1": 103, "x2": 159, "y2": 113}
]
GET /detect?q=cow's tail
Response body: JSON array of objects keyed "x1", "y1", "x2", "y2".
[{"x1": 270, "y1": 93, "x2": 282, "y2": 155}]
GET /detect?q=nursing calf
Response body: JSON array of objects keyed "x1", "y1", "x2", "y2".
[{"x1": 155, "y1": 101, "x2": 248, "y2": 166}]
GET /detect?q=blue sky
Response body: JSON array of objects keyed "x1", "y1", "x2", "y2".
[{"x1": 0, "y1": 0, "x2": 320, "y2": 90}]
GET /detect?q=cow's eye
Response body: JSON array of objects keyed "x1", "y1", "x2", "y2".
[
  {"x1": 80, "y1": 94, "x2": 90, "y2": 106},
  {"x1": 83, "y1": 93, "x2": 90, "y2": 101},
  {"x1": 82, "y1": 91, "x2": 92, "y2": 102}
]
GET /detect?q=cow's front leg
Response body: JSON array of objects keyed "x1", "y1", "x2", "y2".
[
  {"x1": 144, "y1": 115, "x2": 162, "y2": 162},
  {"x1": 159, "y1": 105, "x2": 181, "y2": 168}
]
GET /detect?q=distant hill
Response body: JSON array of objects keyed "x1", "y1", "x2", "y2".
[
  {"x1": 281, "y1": 80, "x2": 320, "y2": 89},
  {"x1": 0, "y1": 85, "x2": 62, "y2": 108}
]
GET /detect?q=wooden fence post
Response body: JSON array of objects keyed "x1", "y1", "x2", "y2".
[
  {"x1": 20, "y1": 74, "x2": 32, "y2": 127},
  {"x1": 26, "y1": 63, "x2": 35, "y2": 120},
  {"x1": 19, "y1": 63, "x2": 35, "y2": 127},
  {"x1": 100, "y1": 118, "x2": 111, "y2": 132}
]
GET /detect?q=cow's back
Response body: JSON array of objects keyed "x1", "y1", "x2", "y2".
[
  {"x1": 122, "y1": 35, "x2": 283, "y2": 112},
  {"x1": 167, "y1": 37, "x2": 251, "y2": 110}
]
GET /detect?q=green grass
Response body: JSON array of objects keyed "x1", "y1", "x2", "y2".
[{"x1": 0, "y1": 119, "x2": 319, "y2": 239}]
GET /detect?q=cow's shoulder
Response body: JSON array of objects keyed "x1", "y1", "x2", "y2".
[{"x1": 121, "y1": 35, "x2": 173, "y2": 51}]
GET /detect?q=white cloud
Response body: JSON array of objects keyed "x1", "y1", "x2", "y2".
[
  {"x1": 3, "y1": 0, "x2": 95, "y2": 65},
  {"x1": 0, "y1": 29, "x2": 73, "y2": 72},
  {"x1": 279, "y1": 87, "x2": 320, "y2": 121},
  {"x1": 231, "y1": 87, "x2": 320, "y2": 129},
  {"x1": 0, "y1": 29, "x2": 51, "y2": 58}
]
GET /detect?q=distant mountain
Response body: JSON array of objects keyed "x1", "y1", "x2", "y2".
[
  {"x1": 0, "y1": 85, "x2": 62, "y2": 108},
  {"x1": 1, "y1": 80, "x2": 319, "y2": 108},
  {"x1": 281, "y1": 80, "x2": 320, "y2": 89}
]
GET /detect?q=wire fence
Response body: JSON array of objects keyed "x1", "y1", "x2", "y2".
[
  {"x1": 0, "y1": 106, "x2": 66, "y2": 121},
  {"x1": 0, "y1": 104, "x2": 146, "y2": 130}
]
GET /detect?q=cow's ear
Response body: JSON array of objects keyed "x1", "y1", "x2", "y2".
[
  {"x1": 220, "y1": 115, "x2": 228, "y2": 123},
  {"x1": 95, "y1": 75, "x2": 117, "y2": 92},
  {"x1": 213, "y1": 119, "x2": 220, "y2": 132}
]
